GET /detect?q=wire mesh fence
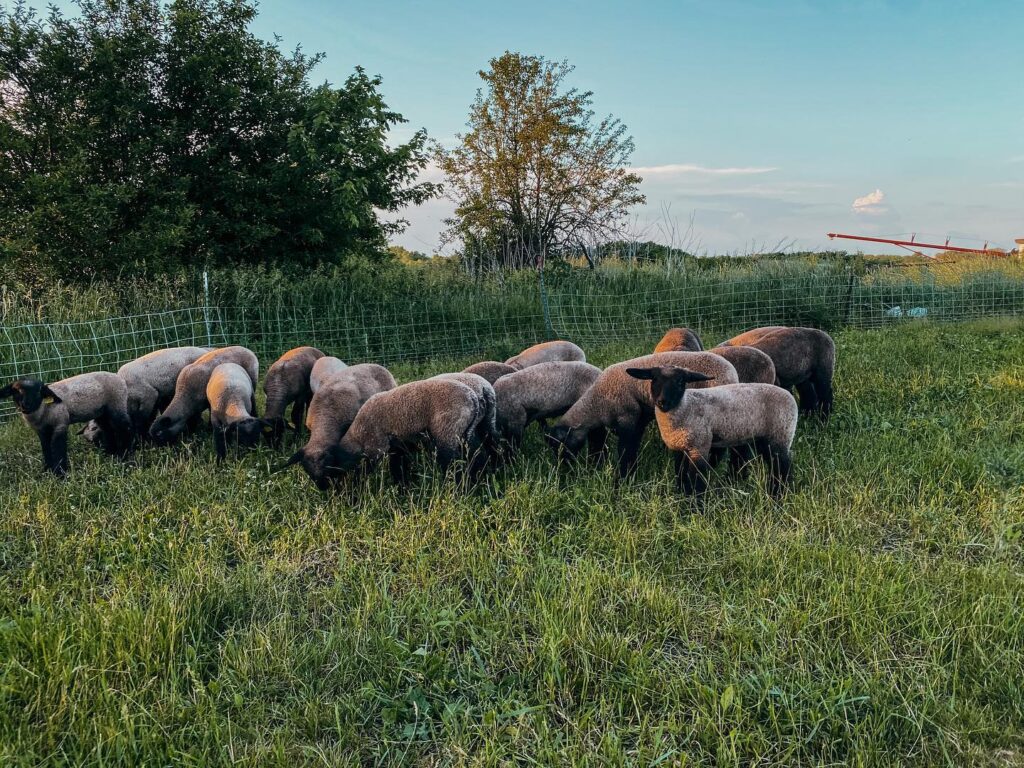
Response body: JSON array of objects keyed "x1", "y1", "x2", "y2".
[{"x1": 4, "y1": 261, "x2": 1024, "y2": 420}]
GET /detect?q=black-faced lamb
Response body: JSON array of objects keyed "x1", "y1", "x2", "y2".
[
  {"x1": 505, "y1": 340, "x2": 585, "y2": 370},
  {"x1": 1, "y1": 372, "x2": 132, "y2": 475},
  {"x1": 717, "y1": 327, "x2": 835, "y2": 418},
  {"x1": 317, "y1": 379, "x2": 485, "y2": 489},
  {"x1": 207, "y1": 362, "x2": 269, "y2": 460},
  {"x1": 654, "y1": 327, "x2": 704, "y2": 353},
  {"x1": 626, "y1": 366, "x2": 798, "y2": 499},
  {"x1": 309, "y1": 356, "x2": 348, "y2": 394},
  {"x1": 281, "y1": 364, "x2": 396, "y2": 490},
  {"x1": 263, "y1": 346, "x2": 324, "y2": 445},
  {"x1": 149, "y1": 346, "x2": 259, "y2": 444},
  {"x1": 493, "y1": 361, "x2": 601, "y2": 447},
  {"x1": 545, "y1": 351, "x2": 738, "y2": 480},
  {"x1": 80, "y1": 346, "x2": 211, "y2": 443},
  {"x1": 461, "y1": 361, "x2": 517, "y2": 384}
]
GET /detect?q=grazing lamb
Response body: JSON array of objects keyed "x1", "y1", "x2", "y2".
[
  {"x1": 505, "y1": 340, "x2": 585, "y2": 370},
  {"x1": 263, "y1": 346, "x2": 324, "y2": 445},
  {"x1": 626, "y1": 366, "x2": 798, "y2": 499},
  {"x1": 432, "y1": 372, "x2": 500, "y2": 467},
  {"x1": 708, "y1": 345, "x2": 776, "y2": 384},
  {"x1": 461, "y1": 361, "x2": 517, "y2": 384},
  {"x1": 493, "y1": 361, "x2": 601, "y2": 447},
  {"x1": 717, "y1": 327, "x2": 835, "y2": 418},
  {"x1": 717, "y1": 326, "x2": 787, "y2": 347},
  {"x1": 281, "y1": 364, "x2": 396, "y2": 490},
  {"x1": 207, "y1": 363, "x2": 268, "y2": 460},
  {"x1": 326, "y1": 378, "x2": 486, "y2": 487},
  {"x1": 1, "y1": 372, "x2": 132, "y2": 475},
  {"x1": 546, "y1": 351, "x2": 738, "y2": 480},
  {"x1": 149, "y1": 346, "x2": 259, "y2": 444},
  {"x1": 80, "y1": 346, "x2": 210, "y2": 442},
  {"x1": 654, "y1": 327, "x2": 704, "y2": 353},
  {"x1": 310, "y1": 356, "x2": 348, "y2": 394}
]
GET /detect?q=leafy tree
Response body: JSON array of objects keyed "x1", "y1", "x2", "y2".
[
  {"x1": 435, "y1": 52, "x2": 644, "y2": 271},
  {"x1": 0, "y1": 0, "x2": 437, "y2": 281}
]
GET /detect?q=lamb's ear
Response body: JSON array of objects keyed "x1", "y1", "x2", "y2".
[
  {"x1": 41, "y1": 385, "x2": 62, "y2": 404},
  {"x1": 273, "y1": 451, "x2": 304, "y2": 472},
  {"x1": 681, "y1": 370, "x2": 715, "y2": 383},
  {"x1": 625, "y1": 367, "x2": 656, "y2": 381}
]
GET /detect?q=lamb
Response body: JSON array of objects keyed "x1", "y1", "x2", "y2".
[
  {"x1": 717, "y1": 326, "x2": 786, "y2": 347},
  {"x1": 493, "y1": 361, "x2": 601, "y2": 447},
  {"x1": 280, "y1": 364, "x2": 396, "y2": 490},
  {"x1": 625, "y1": 366, "x2": 798, "y2": 499},
  {"x1": 323, "y1": 378, "x2": 486, "y2": 488},
  {"x1": 653, "y1": 327, "x2": 703, "y2": 353},
  {"x1": 708, "y1": 345, "x2": 776, "y2": 384},
  {"x1": 80, "y1": 346, "x2": 210, "y2": 442},
  {"x1": 263, "y1": 346, "x2": 324, "y2": 445},
  {"x1": 431, "y1": 372, "x2": 500, "y2": 466},
  {"x1": 505, "y1": 340, "x2": 585, "y2": 370},
  {"x1": 149, "y1": 346, "x2": 259, "y2": 444},
  {"x1": 717, "y1": 327, "x2": 835, "y2": 418},
  {"x1": 461, "y1": 361, "x2": 517, "y2": 384},
  {"x1": 1, "y1": 372, "x2": 132, "y2": 475},
  {"x1": 207, "y1": 362, "x2": 268, "y2": 460},
  {"x1": 310, "y1": 356, "x2": 348, "y2": 394},
  {"x1": 546, "y1": 351, "x2": 738, "y2": 480}
]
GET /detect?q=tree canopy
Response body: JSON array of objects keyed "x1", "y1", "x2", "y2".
[
  {"x1": 435, "y1": 52, "x2": 644, "y2": 271},
  {"x1": 0, "y1": 0, "x2": 437, "y2": 281}
]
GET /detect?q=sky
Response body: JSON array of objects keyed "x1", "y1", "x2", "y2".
[{"x1": 64, "y1": 0, "x2": 1024, "y2": 254}]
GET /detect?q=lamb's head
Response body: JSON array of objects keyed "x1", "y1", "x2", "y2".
[
  {"x1": 149, "y1": 414, "x2": 180, "y2": 444},
  {"x1": 224, "y1": 418, "x2": 268, "y2": 450},
  {"x1": 0, "y1": 379, "x2": 61, "y2": 415},
  {"x1": 544, "y1": 422, "x2": 586, "y2": 462},
  {"x1": 626, "y1": 366, "x2": 714, "y2": 412},
  {"x1": 281, "y1": 445, "x2": 361, "y2": 491}
]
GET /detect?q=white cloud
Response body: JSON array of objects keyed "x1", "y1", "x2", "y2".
[
  {"x1": 853, "y1": 188, "x2": 887, "y2": 215},
  {"x1": 632, "y1": 163, "x2": 778, "y2": 176}
]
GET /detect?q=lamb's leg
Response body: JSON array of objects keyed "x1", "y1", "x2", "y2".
[
  {"x1": 615, "y1": 428, "x2": 644, "y2": 482},
  {"x1": 795, "y1": 381, "x2": 818, "y2": 416},
  {"x1": 680, "y1": 451, "x2": 712, "y2": 511},
  {"x1": 37, "y1": 426, "x2": 55, "y2": 472},
  {"x1": 289, "y1": 398, "x2": 306, "y2": 439},
  {"x1": 388, "y1": 449, "x2": 413, "y2": 486},
  {"x1": 110, "y1": 409, "x2": 135, "y2": 457},
  {"x1": 213, "y1": 429, "x2": 228, "y2": 462},
  {"x1": 49, "y1": 427, "x2": 70, "y2": 477},
  {"x1": 435, "y1": 443, "x2": 463, "y2": 484},
  {"x1": 708, "y1": 447, "x2": 726, "y2": 468},
  {"x1": 587, "y1": 427, "x2": 609, "y2": 465},
  {"x1": 812, "y1": 370, "x2": 833, "y2": 420},
  {"x1": 763, "y1": 441, "x2": 793, "y2": 497},
  {"x1": 729, "y1": 443, "x2": 755, "y2": 475}
]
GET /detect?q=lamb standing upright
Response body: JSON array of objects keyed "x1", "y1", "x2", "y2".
[
  {"x1": 281, "y1": 364, "x2": 396, "y2": 490},
  {"x1": 717, "y1": 327, "x2": 835, "y2": 417},
  {"x1": 1, "y1": 372, "x2": 132, "y2": 475},
  {"x1": 207, "y1": 362, "x2": 268, "y2": 460},
  {"x1": 626, "y1": 366, "x2": 798, "y2": 499},
  {"x1": 493, "y1": 361, "x2": 601, "y2": 447},
  {"x1": 505, "y1": 340, "x2": 585, "y2": 370},
  {"x1": 263, "y1": 346, "x2": 324, "y2": 445},
  {"x1": 546, "y1": 351, "x2": 738, "y2": 480},
  {"x1": 149, "y1": 346, "x2": 259, "y2": 444}
]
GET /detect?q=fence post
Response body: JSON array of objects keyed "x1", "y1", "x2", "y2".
[
  {"x1": 202, "y1": 270, "x2": 213, "y2": 347},
  {"x1": 538, "y1": 267, "x2": 555, "y2": 339}
]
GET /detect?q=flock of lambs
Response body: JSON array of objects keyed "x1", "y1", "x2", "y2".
[{"x1": 0, "y1": 325, "x2": 835, "y2": 500}]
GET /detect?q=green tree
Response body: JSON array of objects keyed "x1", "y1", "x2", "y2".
[
  {"x1": 435, "y1": 52, "x2": 644, "y2": 271},
  {"x1": 0, "y1": 0, "x2": 437, "y2": 281}
]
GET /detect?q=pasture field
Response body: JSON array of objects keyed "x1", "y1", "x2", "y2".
[{"x1": 1, "y1": 320, "x2": 1023, "y2": 765}]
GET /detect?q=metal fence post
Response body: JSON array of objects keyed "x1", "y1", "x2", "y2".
[{"x1": 202, "y1": 270, "x2": 213, "y2": 347}]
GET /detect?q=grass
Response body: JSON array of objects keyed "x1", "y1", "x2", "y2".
[{"x1": 1, "y1": 320, "x2": 1023, "y2": 765}]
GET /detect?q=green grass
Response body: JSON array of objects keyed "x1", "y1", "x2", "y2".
[{"x1": 1, "y1": 321, "x2": 1023, "y2": 765}]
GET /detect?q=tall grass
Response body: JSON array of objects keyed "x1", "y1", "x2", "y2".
[{"x1": 0, "y1": 322, "x2": 1022, "y2": 764}]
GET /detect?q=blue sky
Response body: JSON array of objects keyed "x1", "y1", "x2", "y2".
[{"x1": 65, "y1": 0, "x2": 1024, "y2": 253}]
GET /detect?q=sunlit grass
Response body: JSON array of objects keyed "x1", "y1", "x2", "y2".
[{"x1": 1, "y1": 322, "x2": 1022, "y2": 765}]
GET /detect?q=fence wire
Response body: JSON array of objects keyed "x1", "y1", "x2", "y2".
[{"x1": 4, "y1": 263, "x2": 1024, "y2": 421}]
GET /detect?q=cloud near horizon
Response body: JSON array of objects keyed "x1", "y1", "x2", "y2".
[
  {"x1": 852, "y1": 188, "x2": 887, "y2": 215},
  {"x1": 631, "y1": 163, "x2": 779, "y2": 176}
]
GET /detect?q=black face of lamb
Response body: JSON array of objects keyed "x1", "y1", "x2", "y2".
[
  {"x1": 149, "y1": 415, "x2": 184, "y2": 444},
  {"x1": 625, "y1": 367, "x2": 714, "y2": 412},
  {"x1": 544, "y1": 424, "x2": 584, "y2": 461},
  {"x1": 0, "y1": 379, "x2": 60, "y2": 414}
]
